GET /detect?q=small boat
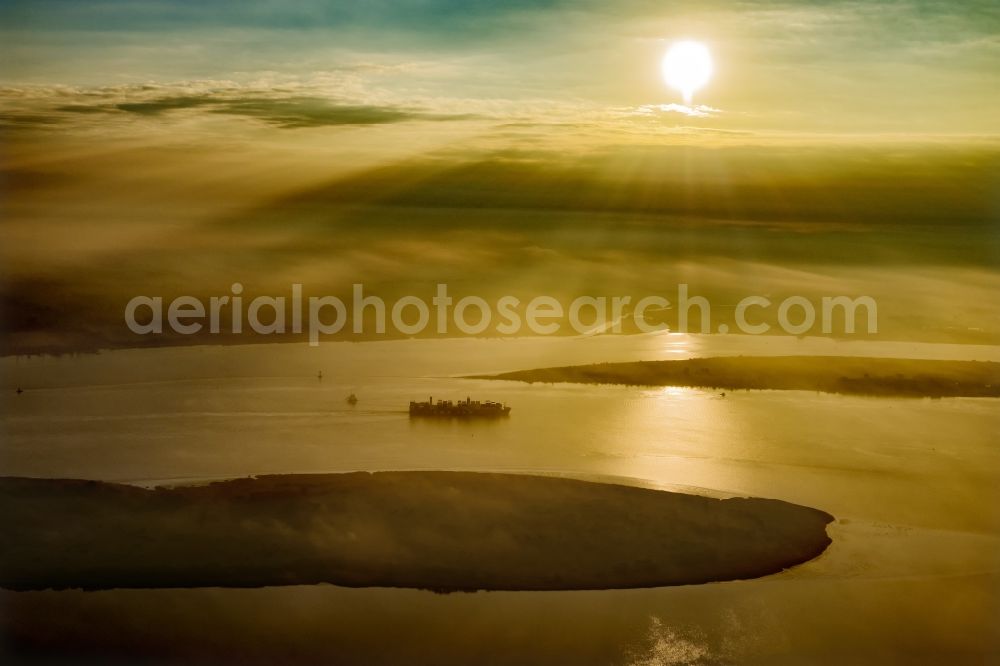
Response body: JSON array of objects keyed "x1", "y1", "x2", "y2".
[{"x1": 346, "y1": 394, "x2": 358, "y2": 405}]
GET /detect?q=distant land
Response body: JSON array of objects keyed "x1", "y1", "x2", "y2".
[
  {"x1": 470, "y1": 356, "x2": 1000, "y2": 398},
  {"x1": 0, "y1": 472, "x2": 832, "y2": 592}
]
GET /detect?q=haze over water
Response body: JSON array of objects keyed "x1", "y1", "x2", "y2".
[
  {"x1": 4, "y1": 334, "x2": 999, "y2": 662},
  {"x1": 2, "y1": 0, "x2": 999, "y2": 661}
]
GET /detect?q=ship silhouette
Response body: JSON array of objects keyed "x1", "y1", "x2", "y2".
[{"x1": 409, "y1": 396, "x2": 510, "y2": 418}]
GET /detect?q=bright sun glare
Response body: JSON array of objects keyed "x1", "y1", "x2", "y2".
[{"x1": 661, "y1": 40, "x2": 713, "y2": 105}]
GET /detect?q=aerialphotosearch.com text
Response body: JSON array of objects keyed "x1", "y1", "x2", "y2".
[{"x1": 124, "y1": 283, "x2": 878, "y2": 345}]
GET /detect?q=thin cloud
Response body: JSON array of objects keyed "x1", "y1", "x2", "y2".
[
  {"x1": 6, "y1": 86, "x2": 477, "y2": 129},
  {"x1": 629, "y1": 103, "x2": 722, "y2": 119},
  {"x1": 213, "y1": 97, "x2": 455, "y2": 128}
]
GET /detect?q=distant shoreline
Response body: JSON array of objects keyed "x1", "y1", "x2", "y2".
[
  {"x1": 1, "y1": 472, "x2": 832, "y2": 592},
  {"x1": 470, "y1": 356, "x2": 1000, "y2": 398}
]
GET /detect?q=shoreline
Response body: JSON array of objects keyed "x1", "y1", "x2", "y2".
[
  {"x1": 1, "y1": 471, "x2": 833, "y2": 593},
  {"x1": 471, "y1": 356, "x2": 1000, "y2": 398}
]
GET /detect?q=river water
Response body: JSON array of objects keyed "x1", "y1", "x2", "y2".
[{"x1": 2, "y1": 333, "x2": 999, "y2": 663}]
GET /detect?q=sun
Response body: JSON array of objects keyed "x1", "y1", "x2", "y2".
[{"x1": 661, "y1": 40, "x2": 713, "y2": 105}]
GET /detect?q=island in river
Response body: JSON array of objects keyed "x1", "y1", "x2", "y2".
[
  {"x1": 0, "y1": 472, "x2": 832, "y2": 592},
  {"x1": 470, "y1": 356, "x2": 1000, "y2": 398}
]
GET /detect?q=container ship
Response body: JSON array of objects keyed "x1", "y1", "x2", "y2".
[{"x1": 409, "y1": 397, "x2": 511, "y2": 418}]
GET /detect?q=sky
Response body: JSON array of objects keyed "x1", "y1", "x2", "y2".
[{"x1": 1, "y1": 0, "x2": 998, "y2": 353}]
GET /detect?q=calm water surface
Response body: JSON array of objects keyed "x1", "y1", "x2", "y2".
[{"x1": 2, "y1": 333, "x2": 999, "y2": 664}]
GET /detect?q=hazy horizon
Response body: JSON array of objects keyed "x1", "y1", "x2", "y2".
[
  {"x1": 2, "y1": 0, "x2": 999, "y2": 354},
  {"x1": 2, "y1": 3, "x2": 999, "y2": 664}
]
